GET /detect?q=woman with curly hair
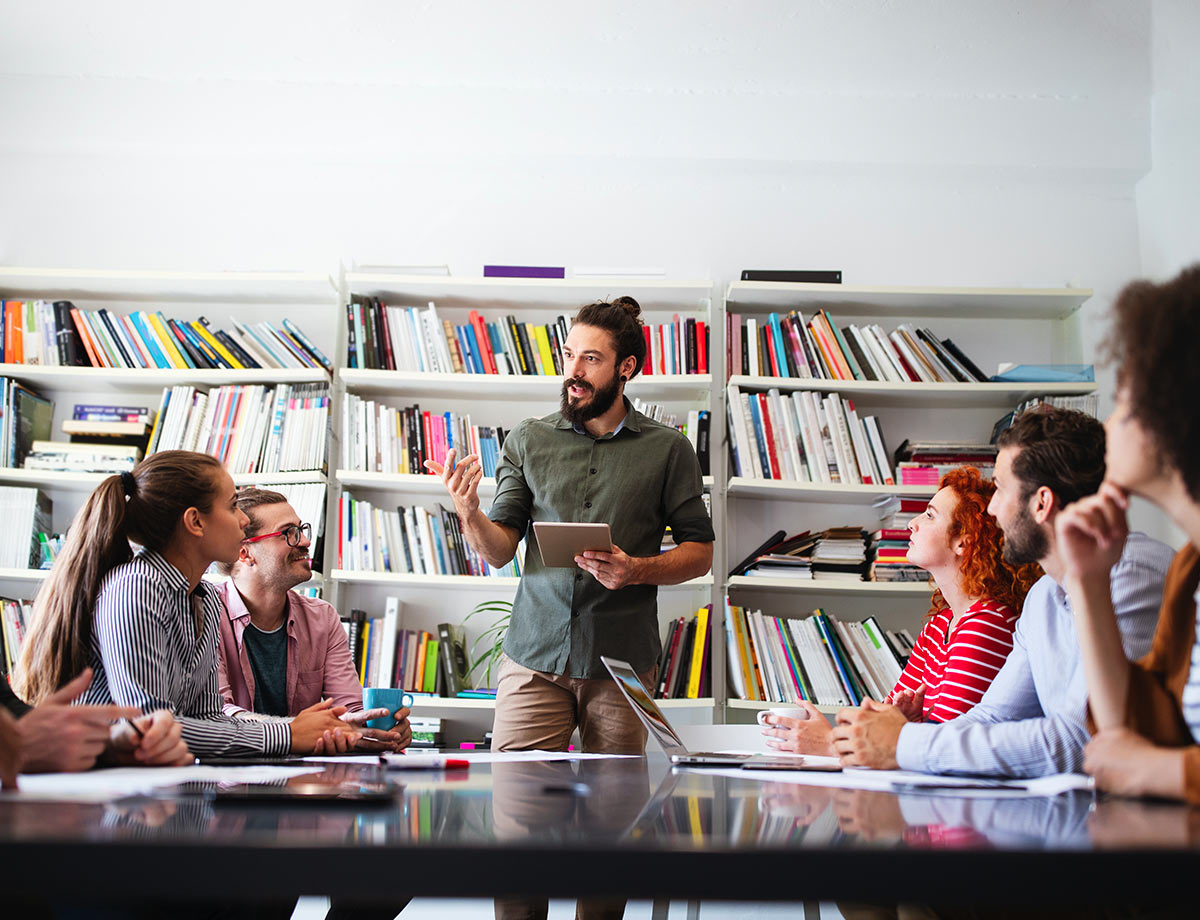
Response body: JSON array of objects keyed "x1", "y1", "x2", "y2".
[
  {"x1": 762, "y1": 467, "x2": 1042, "y2": 753},
  {"x1": 1058, "y1": 264, "x2": 1200, "y2": 802}
]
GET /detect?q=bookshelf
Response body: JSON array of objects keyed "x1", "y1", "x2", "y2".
[
  {"x1": 0, "y1": 267, "x2": 339, "y2": 596},
  {"x1": 329, "y1": 269, "x2": 718, "y2": 712},
  {"x1": 716, "y1": 279, "x2": 1096, "y2": 722}
]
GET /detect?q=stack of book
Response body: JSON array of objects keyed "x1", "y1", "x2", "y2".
[
  {"x1": 869, "y1": 527, "x2": 927, "y2": 582},
  {"x1": 345, "y1": 298, "x2": 709, "y2": 377},
  {"x1": 726, "y1": 384, "x2": 892, "y2": 484},
  {"x1": 893, "y1": 440, "x2": 996, "y2": 485},
  {"x1": 147, "y1": 382, "x2": 330, "y2": 473},
  {"x1": 726, "y1": 309, "x2": 988, "y2": 383},
  {"x1": 25, "y1": 440, "x2": 140, "y2": 474},
  {"x1": 810, "y1": 527, "x2": 869, "y2": 581},
  {"x1": 0, "y1": 300, "x2": 330, "y2": 371},
  {"x1": 0, "y1": 379, "x2": 53, "y2": 469},
  {"x1": 336, "y1": 495, "x2": 522, "y2": 578},
  {"x1": 0, "y1": 596, "x2": 31, "y2": 677},
  {"x1": 725, "y1": 603, "x2": 908, "y2": 706},
  {"x1": 339, "y1": 396, "x2": 507, "y2": 477},
  {"x1": 733, "y1": 531, "x2": 820, "y2": 579},
  {"x1": 0, "y1": 486, "x2": 52, "y2": 569},
  {"x1": 655, "y1": 606, "x2": 712, "y2": 699},
  {"x1": 990, "y1": 393, "x2": 1101, "y2": 443}
]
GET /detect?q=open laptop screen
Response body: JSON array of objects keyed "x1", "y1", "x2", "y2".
[{"x1": 600, "y1": 655, "x2": 687, "y2": 755}]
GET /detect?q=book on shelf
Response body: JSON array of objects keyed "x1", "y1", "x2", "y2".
[
  {"x1": 0, "y1": 596, "x2": 32, "y2": 677},
  {"x1": 147, "y1": 381, "x2": 329, "y2": 474},
  {"x1": 989, "y1": 393, "x2": 1100, "y2": 442},
  {"x1": 339, "y1": 395, "x2": 508, "y2": 478},
  {"x1": 725, "y1": 601, "x2": 908, "y2": 707},
  {"x1": 892, "y1": 439, "x2": 997, "y2": 485},
  {"x1": 336, "y1": 493, "x2": 523, "y2": 578},
  {"x1": 61, "y1": 419, "x2": 149, "y2": 437},
  {"x1": 726, "y1": 310, "x2": 988, "y2": 383},
  {"x1": 1, "y1": 380, "x2": 54, "y2": 469},
  {"x1": 342, "y1": 601, "x2": 475, "y2": 698},
  {"x1": 655, "y1": 606, "x2": 712, "y2": 700},
  {"x1": 739, "y1": 270, "x2": 842, "y2": 284},
  {"x1": 0, "y1": 301, "x2": 328, "y2": 371},
  {"x1": 726, "y1": 383, "x2": 893, "y2": 485},
  {"x1": 483, "y1": 265, "x2": 566, "y2": 279},
  {"x1": 0, "y1": 485, "x2": 52, "y2": 569},
  {"x1": 72, "y1": 404, "x2": 152, "y2": 423}
]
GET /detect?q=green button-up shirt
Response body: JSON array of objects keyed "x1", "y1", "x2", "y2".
[{"x1": 488, "y1": 400, "x2": 715, "y2": 679}]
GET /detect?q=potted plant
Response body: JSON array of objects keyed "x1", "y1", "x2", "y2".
[{"x1": 462, "y1": 598, "x2": 512, "y2": 689}]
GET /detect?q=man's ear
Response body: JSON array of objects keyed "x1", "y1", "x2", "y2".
[
  {"x1": 237, "y1": 543, "x2": 255, "y2": 567},
  {"x1": 618, "y1": 354, "x2": 638, "y2": 383},
  {"x1": 1030, "y1": 485, "x2": 1057, "y2": 524}
]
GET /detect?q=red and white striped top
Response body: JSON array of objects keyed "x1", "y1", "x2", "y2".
[{"x1": 885, "y1": 598, "x2": 1019, "y2": 723}]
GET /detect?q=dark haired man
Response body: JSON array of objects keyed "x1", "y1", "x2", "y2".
[
  {"x1": 429, "y1": 303, "x2": 713, "y2": 755},
  {"x1": 831, "y1": 407, "x2": 1172, "y2": 776}
]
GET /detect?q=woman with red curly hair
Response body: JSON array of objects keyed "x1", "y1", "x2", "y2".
[
  {"x1": 762, "y1": 467, "x2": 1042, "y2": 754},
  {"x1": 886, "y1": 467, "x2": 1042, "y2": 723}
]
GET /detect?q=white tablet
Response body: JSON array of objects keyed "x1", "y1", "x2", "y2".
[{"x1": 532, "y1": 522, "x2": 613, "y2": 567}]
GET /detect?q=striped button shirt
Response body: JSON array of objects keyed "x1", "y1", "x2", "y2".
[
  {"x1": 895, "y1": 531, "x2": 1173, "y2": 777},
  {"x1": 80, "y1": 550, "x2": 291, "y2": 757},
  {"x1": 887, "y1": 600, "x2": 1018, "y2": 723},
  {"x1": 1183, "y1": 584, "x2": 1200, "y2": 739}
]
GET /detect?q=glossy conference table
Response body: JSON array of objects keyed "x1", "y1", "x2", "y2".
[{"x1": 2, "y1": 754, "x2": 1199, "y2": 908}]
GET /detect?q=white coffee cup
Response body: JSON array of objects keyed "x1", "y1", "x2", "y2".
[{"x1": 756, "y1": 705, "x2": 809, "y2": 727}]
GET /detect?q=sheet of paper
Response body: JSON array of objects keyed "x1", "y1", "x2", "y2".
[
  {"x1": 686, "y1": 764, "x2": 1092, "y2": 798},
  {"x1": 379, "y1": 750, "x2": 638, "y2": 767},
  {"x1": 4, "y1": 764, "x2": 322, "y2": 802}
]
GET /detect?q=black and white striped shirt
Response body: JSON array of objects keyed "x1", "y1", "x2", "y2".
[{"x1": 80, "y1": 550, "x2": 291, "y2": 757}]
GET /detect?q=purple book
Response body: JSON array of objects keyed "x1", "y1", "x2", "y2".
[{"x1": 483, "y1": 265, "x2": 566, "y2": 279}]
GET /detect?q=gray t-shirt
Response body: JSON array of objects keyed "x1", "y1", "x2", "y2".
[{"x1": 243, "y1": 622, "x2": 288, "y2": 717}]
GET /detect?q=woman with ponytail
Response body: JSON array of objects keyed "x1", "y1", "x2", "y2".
[
  {"x1": 16, "y1": 450, "x2": 356, "y2": 757},
  {"x1": 763, "y1": 467, "x2": 1043, "y2": 756}
]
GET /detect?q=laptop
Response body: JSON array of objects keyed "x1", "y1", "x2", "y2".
[{"x1": 599, "y1": 655, "x2": 841, "y2": 771}]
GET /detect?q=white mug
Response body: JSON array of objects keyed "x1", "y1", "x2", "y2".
[{"x1": 756, "y1": 706, "x2": 809, "y2": 727}]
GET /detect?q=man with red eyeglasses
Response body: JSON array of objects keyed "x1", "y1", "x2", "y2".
[{"x1": 214, "y1": 487, "x2": 411, "y2": 752}]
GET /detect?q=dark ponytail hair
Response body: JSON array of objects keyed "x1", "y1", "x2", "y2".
[
  {"x1": 15, "y1": 450, "x2": 226, "y2": 703},
  {"x1": 572, "y1": 295, "x2": 646, "y2": 380}
]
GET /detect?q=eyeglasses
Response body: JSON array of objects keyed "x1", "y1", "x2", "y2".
[{"x1": 242, "y1": 522, "x2": 312, "y2": 547}]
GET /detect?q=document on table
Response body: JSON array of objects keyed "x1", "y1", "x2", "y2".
[
  {"x1": 4, "y1": 765, "x2": 322, "y2": 803},
  {"x1": 369, "y1": 750, "x2": 639, "y2": 768},
  {"x1": 686, "y1": 762, "x2": 1094, "y2": 797}
]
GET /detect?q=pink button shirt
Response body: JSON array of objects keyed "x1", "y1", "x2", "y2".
[{"x1": 216, "y1": 580, "x2": 364, "y2": 718}]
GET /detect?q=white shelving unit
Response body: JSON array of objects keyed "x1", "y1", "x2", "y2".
[{"x1": 717, "y1": 279, "x2": 1095, "y2": 720}]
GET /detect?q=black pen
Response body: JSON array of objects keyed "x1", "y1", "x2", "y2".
[{"x1": 124, "y1": 716, "x2": 146, "y2": 742}]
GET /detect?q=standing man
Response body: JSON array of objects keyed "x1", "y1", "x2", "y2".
[
  {"x1": 829, "y1": 407, "x2": 1171, "y2": 776},
  {"x1": 215, "y1": 488, "x2": 411, "y2": 752},
  {"x1": 428, "y1": 296, "x2": 714, "y2": 757}
]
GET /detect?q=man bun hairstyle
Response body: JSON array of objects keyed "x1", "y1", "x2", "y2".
[
  {"x1": 995, "y1": 406, "x2": 1105, "y2": 508},
  {"x1": 1102, "y1": 264, "x2": 1200, "y2": 502},
  {"x1": 572, "y1": 295, "x2": 646, "y2": 380}
]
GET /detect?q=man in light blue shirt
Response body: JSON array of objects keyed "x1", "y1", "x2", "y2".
[{"x1": 833, "y1": 407, "x2": 1172, "y2": 776}]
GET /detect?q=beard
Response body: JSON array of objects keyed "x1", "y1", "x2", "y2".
[
  {"x1": 1001, "y1": 503, "x2": 1048, "y2": 566},
  {"x1": 560, "y1": 371, "x2": 622, "y2": 427}
]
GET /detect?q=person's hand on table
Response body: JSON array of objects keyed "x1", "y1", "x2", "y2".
[
  {"x1": 892, "y1": 686, "x2": 926, "y2": 722},
  {"x1": 1083, "y1": 726, "x2": 1184, "y2": 800},
  {"x1": 291, "y1": 698, "x2": 360, "y2": 754},
  {"x1": 425, "y1": 449, "x2": 482, "y2": 520},
  {"x1": 18, "y1": 668, "x2": 139, "y2": 774},
  {"x1": 758, "y1": 783, "x2": 833, "y2": 826},
  {"x1": 108, "y1": 709, "x2": 193, "y2": 766},
  {"x1": 575, "y1": 543, "x2": 640, "y2": 590},
  {"x1": 760, "y1": 701, "x2": 834, "y2": 755},
  {"x1": 831, "y1": 699, "x2": 905, "y2": 770},
  {"x1": 337, "y1": 706, "x2": 412, "y2": 752}
]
